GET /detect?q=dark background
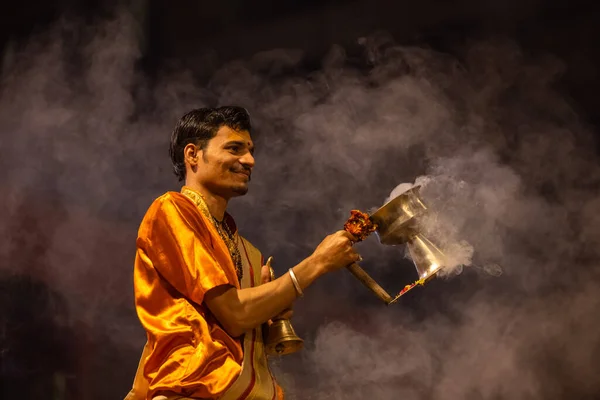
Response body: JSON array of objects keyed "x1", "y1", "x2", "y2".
[
  {"x1": 1, "y1": 1, "x2": 600, "y2": 399},
  {"x1": 2, "y1": 1, "x2": 599, "y2": 125}
]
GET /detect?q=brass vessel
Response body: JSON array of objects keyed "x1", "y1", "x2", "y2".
[
  {"x1": 406, "y1": 234, "x2": 444, "y2": 280},
  {"x1": 345, "y1": 186, "x2": 447, "y2": 304}
]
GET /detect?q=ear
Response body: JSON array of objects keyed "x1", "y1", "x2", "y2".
[{"x1": 183, "y1": 143, "x2": 201, "y2": 166}]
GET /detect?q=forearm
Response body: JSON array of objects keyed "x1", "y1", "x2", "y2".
[
  {"x1": 222, "y1": 256, "x2": 324, "y2": 336},
  {"x1": 207, "y1": 230, "x2": 358, "y2": 337}
]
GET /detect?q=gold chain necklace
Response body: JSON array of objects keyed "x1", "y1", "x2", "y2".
[{"x1": 181, "y1": 187, "x2": 243, "y2": 282}]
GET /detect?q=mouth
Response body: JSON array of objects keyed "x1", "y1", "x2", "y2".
[{"x1": 234, "y1": 170, "x2": 251, "y2": 179}]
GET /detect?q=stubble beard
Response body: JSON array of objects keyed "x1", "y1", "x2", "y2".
[
  {"x1": 209, "y1": 179, "x2": 248, "y2": 199},
  {"x1": 231, "y1": 183, "x2": 249, "y2": 196},
  {"x1": 228, "y1": 168, "x2": 251, "y2": 197}
]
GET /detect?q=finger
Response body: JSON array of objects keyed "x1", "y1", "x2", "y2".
[
  {"x1": 261, "y1": 265, "x2": 271, "y2": 284},
  {"x1": 276, "y1": 309, "x2": 294, "y2": 320},
  {"x1": 339, "y1": 230, "x2": 358, "y2": 243},
  {"x1": 261, "y1": 256, "x2": 275, "y2": 284},
  {"x1": 350, "y1": 251, "x2": 362, "y2": 263}
]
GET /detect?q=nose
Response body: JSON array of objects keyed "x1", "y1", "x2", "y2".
[{"x1": 239, "y1": 151, "x2": 255, "y2": 169}]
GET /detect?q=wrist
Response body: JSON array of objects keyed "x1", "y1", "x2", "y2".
[
  {"x1": 306, "y1": 254, "x2": 328, "y2": 278},
  {"x1": 288, "y1": 268, "x2": 304, "y2": 298}
]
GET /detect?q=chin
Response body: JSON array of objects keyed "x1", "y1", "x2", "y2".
[{"x1": 230, "y1": 184, "x2": 249, "y2": 196}]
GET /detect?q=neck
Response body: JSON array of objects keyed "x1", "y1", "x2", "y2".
[{"x1": 184, "y1": 182, "x2": 228, "y2": 221}]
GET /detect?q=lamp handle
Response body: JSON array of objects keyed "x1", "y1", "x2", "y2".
[{"x1": 346, "y1": 263, "x2": 393, "y2": 304}]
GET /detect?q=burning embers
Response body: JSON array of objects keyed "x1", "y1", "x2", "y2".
[{"x1": 344, "y1": 210, "x2": 377, "y2": 242}]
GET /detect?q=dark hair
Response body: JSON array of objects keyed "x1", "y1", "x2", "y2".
[{"x1": 169, "y1": 106, "x2": 252, "y2": 181}]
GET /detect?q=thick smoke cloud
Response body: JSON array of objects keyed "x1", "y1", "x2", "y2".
[{"x1": 1, "y1": 9, "x2": 599, "y2": 399}]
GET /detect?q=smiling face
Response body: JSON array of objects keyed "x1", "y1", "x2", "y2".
[{"x1": 185, "y1": 125, "x2": 255, "y2": 200}]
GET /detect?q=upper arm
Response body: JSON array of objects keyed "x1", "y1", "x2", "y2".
[
  {"x1": 141, "y1": 197, "x2": 235, "y2": 305},
  {"x1": 204, "y1": 284, "x2": 244, "y2": 337}
]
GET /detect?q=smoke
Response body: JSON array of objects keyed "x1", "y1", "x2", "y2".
[{"x1": 1, "y1": 8, "x2": 600, "y2": 400}]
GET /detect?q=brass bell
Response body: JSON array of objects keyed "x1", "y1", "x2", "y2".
[
  {"x1": 264, "y1": 257, "x2": 304, "y2": 356},
  {"x1": 265, "y1": 318, "x2": 304, "y2": 356}
]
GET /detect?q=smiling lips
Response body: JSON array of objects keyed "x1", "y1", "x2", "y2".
[{"x1": 234, "y1": 169, "x2": 251, "y2": 179}]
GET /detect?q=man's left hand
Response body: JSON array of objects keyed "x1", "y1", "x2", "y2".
[{"x1": 261, "y1": 260, "x2": 294, "y2": 322}]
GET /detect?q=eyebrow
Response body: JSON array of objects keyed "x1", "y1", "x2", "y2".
[{"x1": 225, "y1": 140, "x2": 255, "y2": 153}]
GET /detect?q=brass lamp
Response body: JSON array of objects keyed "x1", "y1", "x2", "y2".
[{"x1": 344, "y1": 186, "x2": 447, "y2": 304}]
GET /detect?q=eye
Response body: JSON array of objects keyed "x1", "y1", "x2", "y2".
[{"x1": 228, "y1": 145, "x2": 241, "y2": 153}]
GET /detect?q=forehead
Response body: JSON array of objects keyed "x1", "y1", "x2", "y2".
[{"x1": 212, "y1": 125, "x2": 253, "y2": 146}]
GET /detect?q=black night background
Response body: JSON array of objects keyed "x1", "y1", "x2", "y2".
[{"x1": 1, "y1": 1, "x2": 600, "y2": 399}]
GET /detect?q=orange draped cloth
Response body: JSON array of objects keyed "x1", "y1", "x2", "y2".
[{"x1": 125, "y1": 189, "x2": 283, "y2": 399}]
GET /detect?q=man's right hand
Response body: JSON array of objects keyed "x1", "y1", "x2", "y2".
[{"x1": 310, "y1": 230, "x2": 361, "y2": 275}]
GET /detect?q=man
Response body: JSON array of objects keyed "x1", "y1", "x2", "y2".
[{"x1": 125, "y1": 107, "x2": 359, "y2": 399}]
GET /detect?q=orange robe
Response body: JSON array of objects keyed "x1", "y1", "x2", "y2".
[{"x1": 126, "y1": 189, "x2": 282, "y2": 399}]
